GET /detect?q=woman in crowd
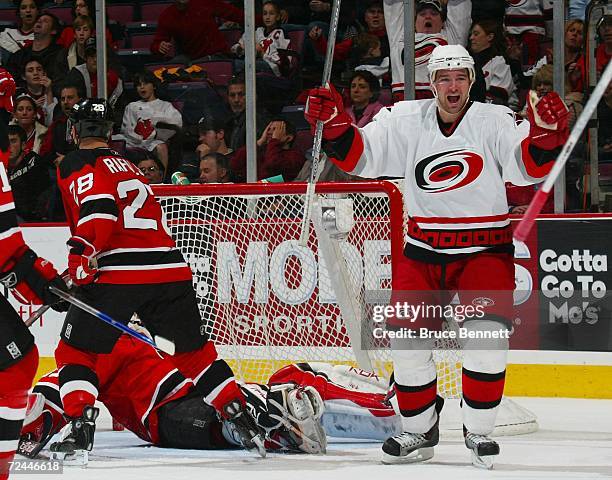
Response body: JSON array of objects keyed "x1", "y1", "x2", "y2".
[
  {"x1": 345, "y1": 70, "x2": 383, "y2": 127},
  {"x1": 16, "y1": 59, "x2": 56, "y2": 126},
  {"x1": 10, "y1": 94, "x2": 47, "y2": 154},
  {"x1": 0, "y1": 0, "x2": 39, "y2": 63},
  {"x1": 468, "y1": 19, "x2": 517, "y2": 109}
]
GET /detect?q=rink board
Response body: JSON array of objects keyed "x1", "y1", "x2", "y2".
[{"x1": 4, "y1": 215, "x2": 612, "y2": 398}]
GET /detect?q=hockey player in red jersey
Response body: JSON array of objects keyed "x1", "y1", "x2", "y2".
[
  {"x1": 20, "y1": 335, "x2": 328, "y2": 459},
  {"x1": 0, "y1": 67, "x2": 67, "y2": 480},
  {"x1": 304, "y1": 44, "x2": 569, "y2": 468},
  {"x1": 51, "y1": 98, "x2": 264, "y2": 462}
]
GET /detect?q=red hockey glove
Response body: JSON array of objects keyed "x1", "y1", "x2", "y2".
[
  {"x1": 304, "y1": 83, "x2": 353, "y2": 141},
  {"x1": 0, "y1": 68, "x2": 16, "y2": 112},
  {"x1": 67, "y1": 237, "x2": 98, "y2": 286},
  {"x1": 0, "y1": 248, "x2": 69, "y2": 311},
  {"x1": 527, "y1": 91, "x2": 569, "y2": 151}
]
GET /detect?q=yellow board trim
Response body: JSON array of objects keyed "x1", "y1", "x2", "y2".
[{"x1": 35, "y1": 358, "x2": 612, "y2": 399}]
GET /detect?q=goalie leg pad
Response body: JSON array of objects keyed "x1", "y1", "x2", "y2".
[{"x1": 157, "y1": 393, "x2": 228, "y2": 449}]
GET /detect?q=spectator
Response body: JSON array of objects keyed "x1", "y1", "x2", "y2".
[
  {"x1": 6, "y1": 12, "x2": 68, "y2": 90},
  {"x1": 384, "y1": 0, "x2": 471, "y2": 100},
  {"x1": 196, "y1": 115, "x2": 233, "y2": 160},
  {"x1": 56, "y1": 0, "x2": 117, "y2": 50},
  {"x1": 309, "y1": 1, "x2": 388, "y2": 77},
  {"x1": 62, "y1": 15, "x2": 93, "y2": 71},
  {"x1": 7, "y1": 124, "x2": 50, "y2": 221},
  {"x1": 0, "y1": 0, "x2": 40, "y2": 64},
  {"x1": 468, "y1": 19, "x2": 518, "y2": 108},
  {"x1": 16, "y1": 59, "x2": 55, "y2": 125},
  {"x1": 232, "y1": 1, "x2": 290, "y2": 77},
  {"x1": 119, "y1": 70, "x2": 182, "y2": 173},
  {"x1": 10, "y1": 94, "x2": 46, "y2": 154},
  {"x1": 597, "y1": 80, "x2": 612, "y2": 163},
  {"x1": 596, "y1": 16, "x2": 611, "y2": 78},
  {"x1": 351, "y1": 33, "x2": 390, "y2": 84},
  {"x1": 137, "y1": 157, "x2": 165, "y2": 184},
  {"x1": 198, "y1": 152, "x2": 233, "y2": 183},
  {"x1": 505, "y1": 0, "x2": 553, "y2": 66},
  {"x1": 345, "y1": 70, "x2": 383, "y2": 127},
  {"x1": 65, "y1": 37, "x2": 122, "y2": 105},
  {"x1": 225, "y1": 76, "x2": 271, "y2": 151},
  {"x1": 39, "y1": 83, "x2": 82, "y2": 167},
  {"x1": 151, "y1": 0, "x2": 246, "y2": 63},
  {"x1": 231, "y1": 118, "x2": 305, "y2": 182}
]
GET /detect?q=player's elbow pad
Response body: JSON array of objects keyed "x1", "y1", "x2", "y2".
[{"x1": 323, "y1": 126, "x2": 364, "y2": 173}]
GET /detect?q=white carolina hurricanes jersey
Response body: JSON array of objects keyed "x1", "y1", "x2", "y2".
[
  {"x1": 482, "y1": 55, "x2": 519, "y2": 109},
  {"x1": 505, "y1": 0, "x2": 553, "y2": 36},
  {"x1": 383, "y1": 0, "x2": 472, "y2": 98},
  {"x1": 348, "y1": 100, "x2": 545, "y2": 257}
]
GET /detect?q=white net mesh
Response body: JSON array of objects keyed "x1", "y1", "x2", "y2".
[
  {"x1": 155, "y1": 181, "x2": 468, "y2": 397},
  {"x1": 155, "y1": 181, "x2": 537, "y2": 434}
]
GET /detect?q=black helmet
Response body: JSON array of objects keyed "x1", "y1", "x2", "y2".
[{"x1": 69, "y1": 98, "x2": 114, "y2": 140}]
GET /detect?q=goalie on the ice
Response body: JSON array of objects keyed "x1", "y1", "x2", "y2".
[{"x1": 18, "y1": 335, "x2": 330, "y2": 460}]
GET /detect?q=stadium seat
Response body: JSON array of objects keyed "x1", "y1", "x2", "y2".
[
  {"x1": 107, "y1": 4, "x2": 135, "y2": 24},
  {"x1": 0, "y1": 20, "x2": 16, "y2": 29},
  {"x1": 220, "y1": 28, "x2": 242, "y2": 49},
  {"x1": 46, "y1": 6, "x2": 72, "y2": 25},
  {"x1": 125, "y1": 21, "x2": 157, "y2": 35},
  {"x1": 0, "y1": 8, "x2": 15, "y2": 23},
  {"x1": 281, "y1": 105, "x2": 309, "y2": 131},
  {"x1": 140, "y1": 2, "x2": 172, "y2": 22},
  {"x1": 194, "y1": 60, "x2": 234, "y2": 86},
  {"x1": 117, "y1": 48, "x2": 154, "y2": 75},
  {"x1": 378, "y1": 88, "x2": 392, "y2": 106},
  {"x1": 129, "y1": 32, "x2": 155, "y2": 49},
  {"x1": 109, "y1": 139, "x2": 127, "y2": 156}
]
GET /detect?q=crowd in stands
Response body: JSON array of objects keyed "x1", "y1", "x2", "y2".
[{"x1": 0, "y1": 0, "x2": 610, "y2": 222}]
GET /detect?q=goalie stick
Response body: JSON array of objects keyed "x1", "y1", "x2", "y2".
[
  {"x1": 48, "y1": 286, "x2": 176, "y2": 355},
  {"x1": 514, "y1": 60, "x2": 612, "y2": 241},
  {"x1": 299, "y1": 0, "x2": 342, "y2": 245}
]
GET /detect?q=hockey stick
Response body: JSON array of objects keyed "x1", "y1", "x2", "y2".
[
  {"x1": 24, "y1": 304, "x2": 51, "y2": 327},
  {"x1": 514, "y1": 60, "x2": 612, "y2": 241},
  {"x1": 47, "y1": 286, "x2": 176, "y2": 355},
  {"x1": 298, "y1": 0, "x2": 342, "y2": 246}
]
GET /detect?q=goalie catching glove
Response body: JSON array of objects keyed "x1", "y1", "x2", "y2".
[
  {"x1": 0, "y1": 248, "x2": 69, "y2": 311},
  {"x1": 243, "y1": 383, "x2": 327, "y2": 454},
  {"x1": 304, "y1": 83, "x2": 353, "y2": 141},
  {"x1": 527, "y1": 90, "x2": 569, "y2": 151}
]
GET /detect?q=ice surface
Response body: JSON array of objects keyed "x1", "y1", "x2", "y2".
[{"x1": 34, "y1": 397, "x2": 612, "y2": 480}]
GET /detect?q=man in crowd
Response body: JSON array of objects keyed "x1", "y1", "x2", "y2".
[
  {"x1": 225, "y1": 76, "x2": 271, "y2": 151},
  {"x1": 137, "y1": 157, "x2": 165, "y2": 184},
  {"x1": 196, "y1": 116, "x2": 234, "y2": 161},
  {"x1": 230, "y1": 119, "x2": 305, "y2": 182},
  {"x1": 151, "y1": 0, "x2": 246, "y2": 62},
  {"x1": 198, "y1": 152, "x2": 233, "y2": 184},
  {"x1": 7, "y1": 13, "x2": 67, "y2": 92}
]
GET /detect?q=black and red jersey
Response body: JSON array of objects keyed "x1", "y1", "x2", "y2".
[{"x1": 57, "y1": 147, "x2": 192, "y2": 284}]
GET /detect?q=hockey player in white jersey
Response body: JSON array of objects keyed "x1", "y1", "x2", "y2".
[
  {"x1": 304, "y1": 44, "x2": 569, "y2": 468},
  {"x1": 383, "y1": 0, "x2": 471, "y2": 100}
]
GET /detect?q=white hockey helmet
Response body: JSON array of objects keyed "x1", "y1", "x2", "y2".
[{"x1": 427, "y1": 44, "x2": 475, "y2": 84}]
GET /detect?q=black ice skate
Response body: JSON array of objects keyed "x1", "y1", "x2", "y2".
[
  {"x1": 50, "y1": 406, "x2": 99, "y2": 466},
  {"x1": 223, "y1": 400, "x2": 266, "y2": 458},
  {"x1": 464, "y1": 429, "x2": 500, "y2": 469},
  {"x1": 381, "y1": 421, "x2": 439, "y2": 464}
]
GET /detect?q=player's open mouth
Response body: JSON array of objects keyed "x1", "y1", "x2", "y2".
[
  {"x1": 425, "y1": 21, "x2": 432, "y2": 28},
  {"x1": 447, "y1": 95, "x2": 460, "y2": 105}
]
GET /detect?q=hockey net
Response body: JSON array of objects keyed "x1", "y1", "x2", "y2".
[{"x1": 154, "y1": 181, "x2": 537, "y2": 435}]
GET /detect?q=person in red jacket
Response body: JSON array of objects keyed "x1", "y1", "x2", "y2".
[
  {"x1": 151, "y1": 0, "x2": 246, "y2": 62},
  {"x1": 230, "y1": 119, "x2": 305, "y2": 182}
]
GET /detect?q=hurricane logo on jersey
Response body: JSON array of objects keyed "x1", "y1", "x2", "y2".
[
  {"x1": 415, "y1": 149, "x2": 484, "y2": 193},
  {"x1": 507, "y1": 0, "x2": 529, "y2": 7}
]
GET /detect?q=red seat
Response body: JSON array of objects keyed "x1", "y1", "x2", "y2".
[
  {"x1": 129, "y1": 32, "x2": 155, "y2": 49},
  {"x1": 0, "y1": 9, "x2": 16, "y2": 23},
  {"x1": 194, "y1": 60, "x2": 234, "y2": 86},
  {"x1": 220, "y1": 28, "x2": 242, "y2": 49},
  {"x1": 46, "y1": 6, "x2": 72, "y2": 25},
  {"x1": 294, "y1": 130, "x2": 314, "y2": 155},
  {"x1": 107, "y1": 5, "x2": 135, "y2": 24},
  {"x1": 140, "y1": 2, "x2": 172, "y2": 22}
]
